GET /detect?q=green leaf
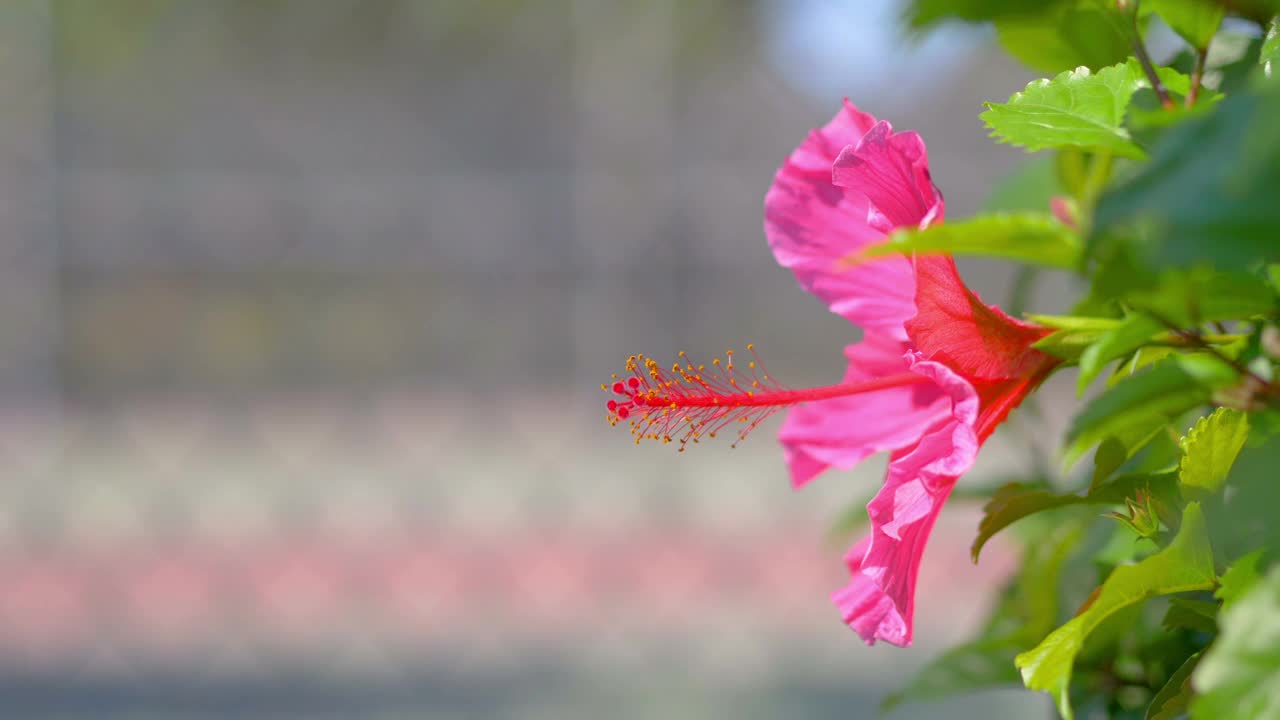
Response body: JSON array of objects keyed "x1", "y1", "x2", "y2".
[
  {"x1": 860, "y1": 212, "x2": 1081, "y2": 269},
  {"x1": 994, "y1": 1, "x2": 1136, "y2": 73},
  {"x1": 1192, "y1": 565, "x2": 1280, "y2": 719},
  {"x1": 1025, "y1": 315, "x2": 1122, "y2": 332},
  {"x1": 1034, "y1": 325, "x2": 1118, "y2": 362},
  {"x1": 1146, "y1": 651, "x2": 1202, "y2": 720},
  {"x1": 971, "y1": 471, "x2": 1175, "y2": 561},
  {"x1": 1077, "y1": 314, "x2": 1166, "y2": 394},
  {"x1": 1147, "y1": 0, "x2": 1223, "y2": 49},
  {"x1": 1118, "y1": 269, "x2": 1276, "y2": 327},
  {"x1": 1179, "y1": 408, "x2": 1250, "y2": 497},
  {"x1": 1016, "y1": 503, "x2": 1216, "y2": 720},
  {"x1": 1216, "y1": 549, "x2": 1266, "y2": 613},
  {"x1": 1262, "y1": 18, "x2": 1279, "y2": 75},
  {"x1": 1162, "y1": 597, "x2": 1219, "y2": 633},
  {"x1": 982, "y1": 64, "x2": 1146, "y2": 158},
  {"x1": 1108, "y1": 346, "x2": 1178, "y2": 388},
  {"x1": 1091, "y1": 87, "x2": 1280, "y2": 271},
  {"x1": 904, "y1": 0, "x2": 1066, "y2": 28},
  {"x1": 1065, "y1": 354, "x2": 1237, "y2": 468}
]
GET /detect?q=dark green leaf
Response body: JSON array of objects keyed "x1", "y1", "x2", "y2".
[
  {"x1": 971, "y1": 472, "x2": 1175, "y2": 561},
  {"x1": 1017, "y1": 503, "x2": 1216, "y2": 720},
  {"x1": 1090, "y1": 423, "x2": 1168, "y2": 489},
  {"x1": 1065, "y1": 354, "x2": 1238, "y2": 467},
  {"x1": 904, "y1": 0, "x2": 1066, "y2": 28},
  {"x1": 1191, "y1": 566, "x2": 1280, "y2": 719},
  {"x1": 1092, "y1": 87, "x2": 1280, "y2": 271},
  {"x1": 1146, "y1": 651, "x2": 1202, "y2": 720},
  {"x1": 1118, "y1": 269, "x2": 1276, "y2": 327},
  {"x1": 1162, "y1": 597, "x2": 1218, "y2": 633},
  {"x1": 1077, "y1": 314, "x2": 1166, "y2": 393}
]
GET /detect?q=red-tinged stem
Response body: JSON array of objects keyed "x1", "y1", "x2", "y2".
[
  {"x1": 633, "y1": 372, "x2": 930, "y2": 409},
  {"x1": 1188, "y1": 47, "x2": 1208, "y2": 108},
  {"x1": 1129, "y1": 5, "x2": 1175, "y2": 111}
]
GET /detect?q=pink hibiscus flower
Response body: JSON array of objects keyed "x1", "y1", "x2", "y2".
[{"x1": 603, "y1": 101, "x2": 1058, "y2": 647}]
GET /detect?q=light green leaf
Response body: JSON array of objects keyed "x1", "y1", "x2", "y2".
[
  {"x1": 982, "y1": 64, "x2": 1146, "y2": 158},
  {"x1": 1192, "y1": 565, "x2": 1280, "y2": 719},
  {"x1": 1147, "y1": 0, "x2": 1224, "y2": 49},
  {"x1": 1077, "y1": 314, "x2": 1166, "y2": 394},
  {"x1": 1016, "y1": 503, "x2": 1216, "y2": 720},
  {"x1": 1216, "y1": 549, "x2": 1266, "y2": 613},
  {"x1": 1065, "y1": 354, "x2": 1237, "y2": 468},
  {"x1": 1146, "y1": 651, "x2": 1202, "y2": 720},
  {"x1": 1179, "y1": 408, "x2": 1250, "y2": 497},
  {"x1": 1025, "y1": 314, "x2": 1121, "y2": 332},
  {"x1": 861, "y1": 212, "x2": 1081, "y2": 269}
]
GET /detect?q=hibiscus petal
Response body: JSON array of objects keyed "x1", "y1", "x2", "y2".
[
  {"x1": 832, "y1": 355, "x2": 979, "y2": 646},
  {"x1": 778, "y1": 333, "x2": 953, "y2": 488},
  {"x1": 832, "y1": 121, "x2": 943, "y2": 233},
  {"x1": 906, "y1": 256, "x2": 1053, "y2": 382},
  {"x1": 764, "y1": 101, "x2": 917, "y2": 339}
]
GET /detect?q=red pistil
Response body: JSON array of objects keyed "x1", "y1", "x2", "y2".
[{"x1": 602, "y1": 345, "x2": 929, "y2": 450}]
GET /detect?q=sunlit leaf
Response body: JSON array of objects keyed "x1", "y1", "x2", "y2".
[
  {"x1": 860, "y1": 213, "x2": 1081, "y2": 269},
  {"x1": 1179, "y1": 408, "x2": 1249, "y2": 498},
  {"x1": 1016, "y1": 503, "x2": 1216, "y2": 720},
  {"x1": 982, "y1": 64, "x2": 1147, "y2": 158}
]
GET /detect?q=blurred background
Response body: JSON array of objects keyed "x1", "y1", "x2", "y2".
[{"x1": 0, "y1": 1, "x2": 1079, "y2": 717}]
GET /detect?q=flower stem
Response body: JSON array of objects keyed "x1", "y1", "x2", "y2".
[
  {"x1": 1187, "y1": 47, "x2": 1208, "y2": 108},
  {"x1": 1129, "y1": 5, "x2": 1175, "y2": 110}
]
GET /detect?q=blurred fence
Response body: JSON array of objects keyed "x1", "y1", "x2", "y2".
[{"x1": 0, "y1": 2, "x2": 1050, "y2": 717}]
